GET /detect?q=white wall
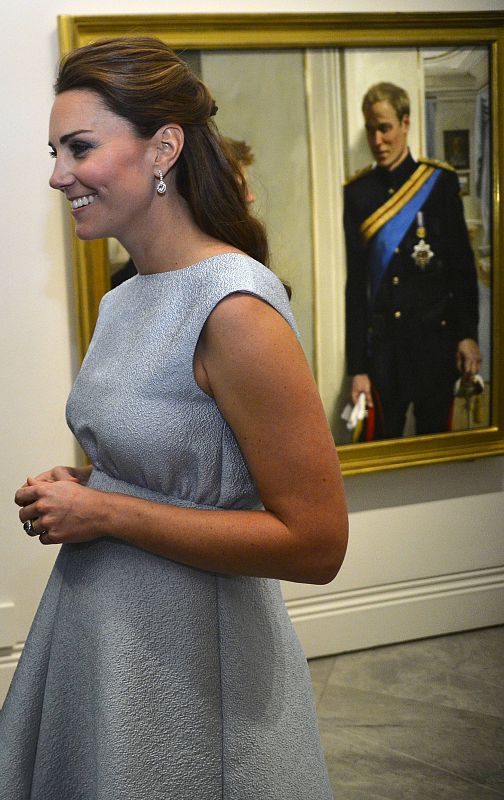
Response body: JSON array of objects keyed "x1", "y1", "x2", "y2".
[{"x1": 1, "y1": 0, "x2": 503, "y2": 700}]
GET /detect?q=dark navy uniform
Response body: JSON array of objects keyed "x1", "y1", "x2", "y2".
[{"x1": 344, "y1": 152, "x2": 479, "y2": 437}]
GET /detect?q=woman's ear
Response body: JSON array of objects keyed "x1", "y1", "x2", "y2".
[{"x1": 153, "y1": 124, "x2": 184, "y2": 174}]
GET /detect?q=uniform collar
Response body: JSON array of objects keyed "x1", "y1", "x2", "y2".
[{"x1": 375, "y1": 150, "x2": 417, "y2": 190}]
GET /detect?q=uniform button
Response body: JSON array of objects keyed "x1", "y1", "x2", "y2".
[
  {"x1": 394, "y1": 310, "x2": 401, "y2": 319},
  {"x1": 392, "y1": 275, "x2": 400, "y2": 284},
  {"x1": 394, "y1": 248, "x2": 400, "y2": 254},
  {"x1": 441, "y1": 319, "x2": 447, "y2": 326},
  {"x1": 388, "y1": 188, "x2": 394, "y2": 195}
]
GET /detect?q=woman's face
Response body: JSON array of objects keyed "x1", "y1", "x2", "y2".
[{"x1": 49, "y1": 89, "x2": 155, "y2": 242}]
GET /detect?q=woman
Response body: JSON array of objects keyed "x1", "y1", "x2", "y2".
[{"x1": 0, "y1": 37, "x2": 348, "y2": 799}]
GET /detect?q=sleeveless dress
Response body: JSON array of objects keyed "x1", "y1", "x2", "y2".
[{"x1": 0, "y1": 254, "x2": 333, "y2": 800}]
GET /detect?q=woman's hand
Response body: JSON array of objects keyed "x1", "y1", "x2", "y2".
[
  {"x1": 15, "y1": 476, "x2": 101, "y2": 545},
  {"x1": 18, "y1": 464, "x2": 93, "y2": 488}
]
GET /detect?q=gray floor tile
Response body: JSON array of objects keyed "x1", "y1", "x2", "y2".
[
  {"x1": 319, "y1": 725, "x2": 504, "y2": 799},
  {"x1": 316, "y1": 684, "x2": 504, "y2": 792},
  {"x1": 309, "y1": 627, "x2": 504, "y2": 798},
  {"x1": 308, "y1": 655, "x2": 335, "y2": 705},
  {"x1": 320, "y1": 628, "x2": 504, "y2": 718}
]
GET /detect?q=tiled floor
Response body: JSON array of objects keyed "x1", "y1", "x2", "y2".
[{"x1": 309, "y1": 626, "x2": 504, "y2": 799}]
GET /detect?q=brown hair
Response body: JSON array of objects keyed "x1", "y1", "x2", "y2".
[
  {"x1": 55, "y1": 37, "x2": 269, "y2": 265},
  {"x1": 223, "y1": 138, "x2": 255, "y2": 168},
  {"x1": 362, "y1": 82, "x2": 410, "y2": 122}
]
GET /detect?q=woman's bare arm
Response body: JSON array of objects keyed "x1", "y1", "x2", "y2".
[{"x1": 16, "y1": 295, "x2": 348, "y2": 584}]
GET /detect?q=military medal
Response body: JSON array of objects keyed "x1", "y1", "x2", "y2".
[
  {"x1": 415, "y1": 211, "x2": 426, "y2": 239},
  {"x1": 412, "y1": 211, "x2": 434, "y2": 269}
]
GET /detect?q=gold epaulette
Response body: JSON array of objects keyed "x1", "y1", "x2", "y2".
[
  {"x1": 418, "y1": 156, "x2": 456, "y2": 173},
  {"x1": 344, "y1": 164, "x2": 373, "y2": 186}
]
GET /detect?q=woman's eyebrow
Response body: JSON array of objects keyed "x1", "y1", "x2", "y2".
[{"x1": 48, "y1": 129, "x2": 93, "y2": 148}]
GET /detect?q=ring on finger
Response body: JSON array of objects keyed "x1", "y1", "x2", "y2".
[{"x1": 23, "y1": 519, "x2": 37, "y2": 536}]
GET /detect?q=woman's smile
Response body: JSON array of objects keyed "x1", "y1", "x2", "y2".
[{"x1": 70, "y1": 193, "x2": 98, "y2": 211}]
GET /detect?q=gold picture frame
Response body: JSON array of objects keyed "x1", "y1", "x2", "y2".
[{"x1": 57, "y1": 12, "x2": 504, "y2": 475}]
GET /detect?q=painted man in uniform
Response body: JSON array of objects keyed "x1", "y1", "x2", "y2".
[{"x1": 344, "y1": 81, "x2": 481, "y2": 438}]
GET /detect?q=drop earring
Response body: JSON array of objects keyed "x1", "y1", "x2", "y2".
[{"x1": 157, "y1": 170, "x2": 167, "y2": 195}]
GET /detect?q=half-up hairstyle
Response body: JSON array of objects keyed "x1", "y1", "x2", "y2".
[{"x1": 55, "y1": 36, "x2": 269, "y2": 265}]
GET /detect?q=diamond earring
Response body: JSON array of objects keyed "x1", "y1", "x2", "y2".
[{"x1": 157, "y1": 170, "x2": 167, "y2": 195}]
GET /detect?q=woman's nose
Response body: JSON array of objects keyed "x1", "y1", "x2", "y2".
[{"x1": 49, "y1": 159, "x2": 74, "y2": 191}]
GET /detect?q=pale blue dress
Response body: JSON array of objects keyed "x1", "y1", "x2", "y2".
[{"x1": 0, "y1": 254, "x2": 333, "y2": 799}]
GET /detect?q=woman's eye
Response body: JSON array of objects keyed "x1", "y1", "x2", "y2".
[
  {"x1": 49, "y1": 149, "x2": 56, "y2": 159},
  {"x1": 70, "y1": 140, "x2": 92, "y2": 157}
]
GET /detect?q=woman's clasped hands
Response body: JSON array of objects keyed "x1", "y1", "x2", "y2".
[{"x1": 15, "y1": 465, "x2": 98, "y2": 545}]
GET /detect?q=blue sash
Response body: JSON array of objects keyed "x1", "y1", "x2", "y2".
[{"x1": 369, "y1": 168, "x2": 441, "y2": 301}]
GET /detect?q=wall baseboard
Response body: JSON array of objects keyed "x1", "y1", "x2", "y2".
[{"x1": 286, "y1": 566, "x2": 504, "y2": 658}]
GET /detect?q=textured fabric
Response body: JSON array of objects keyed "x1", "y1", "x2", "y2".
[{"x1": 0, "y1": 254, "x2": 333, "y2": 800}]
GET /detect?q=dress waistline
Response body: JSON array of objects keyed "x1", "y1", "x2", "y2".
[
  {"x1": 88, "y1": 468, "x2": 221, "y2": 510},
  {"x1": 87, "y1": 468, "x2": 263, "y2": 512}
]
